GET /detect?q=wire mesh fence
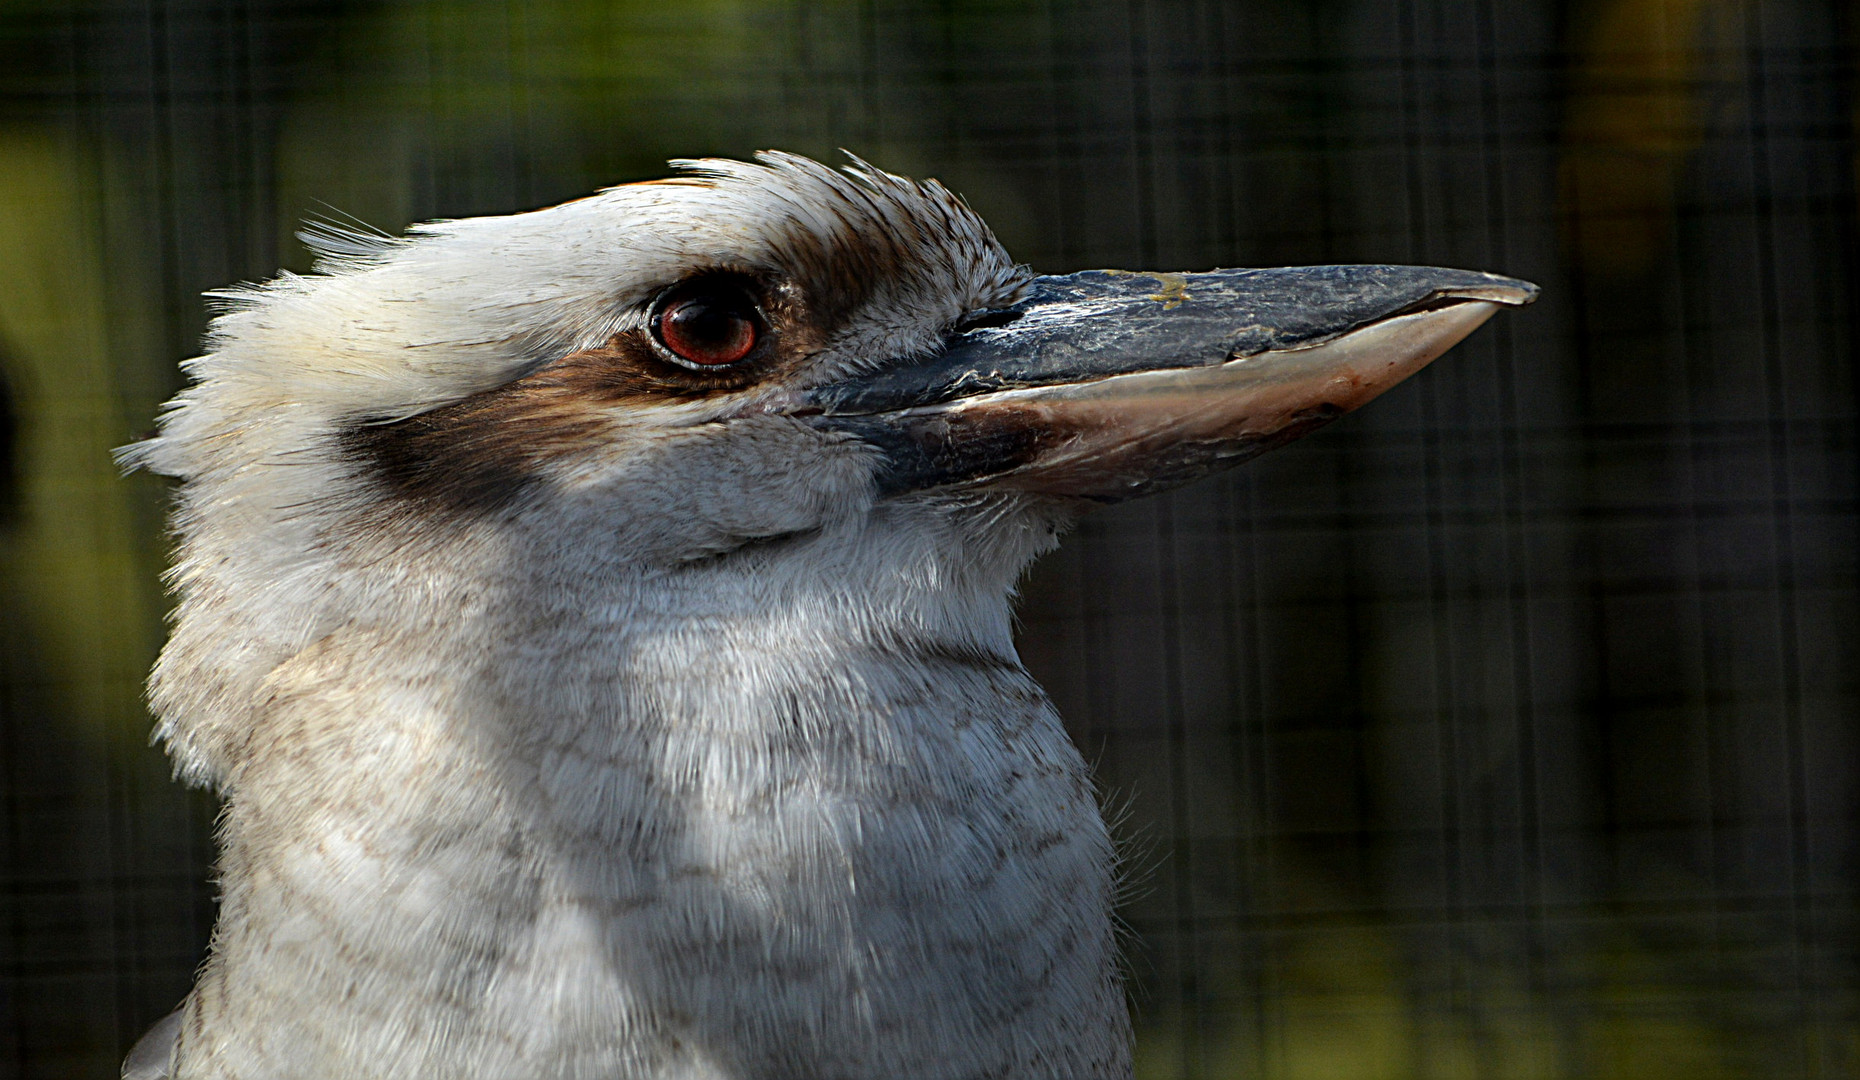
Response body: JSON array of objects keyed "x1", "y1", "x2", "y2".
[{"x1": 0, "y1": 1, "x2": 1853, "y2": 1077}]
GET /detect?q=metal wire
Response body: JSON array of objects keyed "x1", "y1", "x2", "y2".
[{"x1": 0, "y1": 1, "x2": 1852, "y2": 1076}]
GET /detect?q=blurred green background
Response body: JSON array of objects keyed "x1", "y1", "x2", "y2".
[{"x1": 0, "y1": 0, "x2": 1853, "y2": 1077}]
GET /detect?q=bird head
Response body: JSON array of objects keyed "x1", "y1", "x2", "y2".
[{"x1": 124, "y1": 151, "x2": 1533, "y2": 788}]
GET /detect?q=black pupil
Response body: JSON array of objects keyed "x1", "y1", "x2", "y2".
[{"x1": 664, "y1": 294, "x2": 753, "y2": 358}]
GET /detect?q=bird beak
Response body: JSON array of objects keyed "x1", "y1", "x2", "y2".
[{"x1": 799, "y1": 265, "x2": 1538, "y2": 502}]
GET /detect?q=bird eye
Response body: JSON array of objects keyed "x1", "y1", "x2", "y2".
[{"x1": 651, "y1": 284, "x2": 762, "y2": 368}]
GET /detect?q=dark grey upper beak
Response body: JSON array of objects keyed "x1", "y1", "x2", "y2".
[{"x1": 799, "y1": 265, "x2": 1537, "y2": 501}]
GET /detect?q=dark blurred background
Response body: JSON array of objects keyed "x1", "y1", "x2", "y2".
[{"x1": 0, "y1": 0, "x2": 1853, "y2": 1077}]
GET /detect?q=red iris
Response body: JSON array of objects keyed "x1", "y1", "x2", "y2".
[{"x1": 654, "y1": 288, "x2": 760, "y2": 367}]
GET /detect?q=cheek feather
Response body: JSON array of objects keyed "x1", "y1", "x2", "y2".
[
  {"x1": 334, "y1": 270, "x2": 852, "y2": 528},
  {"x1": 334, "y1": 321, "x2": 817, "y2": 526}
]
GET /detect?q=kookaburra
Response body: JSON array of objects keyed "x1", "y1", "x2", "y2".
[{"x1": 121, "y1": 152, "x2": 1533, "y2": 1080}]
